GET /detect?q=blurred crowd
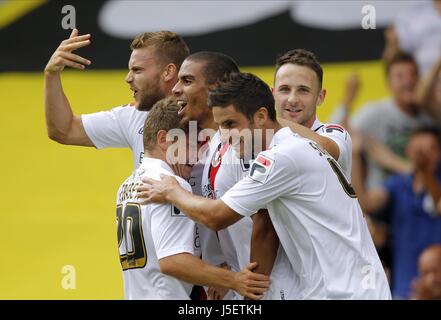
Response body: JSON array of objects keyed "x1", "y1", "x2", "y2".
[{"x1": 330, "y1": 0, "x2": 441, "y2": 300}]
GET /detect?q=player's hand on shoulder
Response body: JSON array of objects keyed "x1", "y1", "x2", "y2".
[
  {"x1": 136, "y1": 174, "x2": 180, "y2": 205},
  {"x1": 233, "y1": 262, "x2": 270, "y2": 300},
  {"x1": 45, "y1": 28, "x2": 92, "y2": 74}
]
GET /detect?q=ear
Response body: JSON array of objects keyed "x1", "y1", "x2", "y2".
[
  {"x1": 163, "y1": 63, "x2": 177, "y2": 82},
  {"x1": 316, "y1": 88, "x2": 327, "y2": 106},
  {"x1": 271, "y1": 86, "x2": 274, "y2": 95},
  {"x1": 253, "y1": 107, "x2": 269, "y2": 127},
  {"x1": 156, "y1": 129, "x2": 169, "y2": 151}
]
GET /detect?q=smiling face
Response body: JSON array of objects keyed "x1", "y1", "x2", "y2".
[
  {"x1": 172, "y1": 60, "x2": 214, "y2": 129},
  {"x1": 273, "y1": 63, "x2": 325, "y2": 128},
  {"x1": 125, "y1": 46, "x2": 165, "y2": 111},
  {"x1": 388, "y1": 61, "x2": 419, "y2": 109}
]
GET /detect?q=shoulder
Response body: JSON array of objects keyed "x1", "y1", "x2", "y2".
[
  {"x1": 114, "y1": 105, "x2": 148, "y2": 120},
  {"x1": 320, "y1": 123, "x2": 348, "y2": 136}
]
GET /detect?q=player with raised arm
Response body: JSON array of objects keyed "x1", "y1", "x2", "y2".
[
  {"x1": 138, "y1": 72, "x2": 392, "y2": 299},
  {"x1": 117, "y1": 97, "x2": 269, "y2": 299},
  {"x1": 44, "y1": 29, "x2": 189, "y2": 168}
]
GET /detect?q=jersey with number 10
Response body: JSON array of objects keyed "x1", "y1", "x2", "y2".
[{"x1": 116, "y1": 157, "x2": 196, "y2": 299}]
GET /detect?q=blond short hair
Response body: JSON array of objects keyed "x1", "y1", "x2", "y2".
[{"x1": 131, "y1": 31, "x2": 190, "y2": 68}]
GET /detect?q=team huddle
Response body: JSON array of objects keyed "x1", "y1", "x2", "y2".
[{"x1": 44, "y1": 29, "x2": 392, "y2": 299}]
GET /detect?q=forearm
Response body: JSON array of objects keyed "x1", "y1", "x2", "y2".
[
  {"x1": 167, "y1": 187, "x2": 227, "y2": 230},
  {"x1": 278, "y1": 118, "x2": 340, "y2": 160},
  {"x1": 161, "y1": 253, "x2": 236, "y2": 290},
  {"x1": 44, "y1": 72, "x2": 75, "y2": 139},
  {"x1": 250, "y1": 211, "x2": 278, "y2": 276},
  {"x1": 365, "y1": 137, "x2": 412, "y2": 174}
]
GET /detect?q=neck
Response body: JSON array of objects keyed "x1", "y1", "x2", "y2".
[
  {"x1": 304, "y1": 115, "x2": 317, "y2": 129},
  {"x1": 144, "y1": 148, "x2": 168, "y2": 167}
]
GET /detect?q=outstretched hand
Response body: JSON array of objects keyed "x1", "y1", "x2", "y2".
[
  {"x1": 136, "y1": 174, "x2": 181, "y2": 205},
  {"x1": 45, "y1": 28, "x2": 91, "y2": 74}
]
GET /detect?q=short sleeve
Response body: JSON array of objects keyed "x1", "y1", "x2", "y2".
[
  {"x1": 319, "y1": 124, "x2": 353, "y2": 179},
  {"x1": 221, "y1": 149, "x2": 298, "y2": 217},
  {"x1": 81, "y1": 105, "x2": 132, "y2": 149},
  {"x1": 150, "y1": 202, "x2": 196, "y2": 260}
]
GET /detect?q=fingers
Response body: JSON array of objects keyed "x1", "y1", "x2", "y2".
[
  {"x1": 249, "y1": 273, "x2": 271, "y2": 282},
  {"x1": 64, "y1": 33, "x2": 91, "y2": 45},
  {"x1": 246, "y1": 261, "x2": 258, "y2": 270},
  {"x1": 136, "y1": 184, "x2": 152, "y2": 193},
  {"x1": 59, "y1": 51, "x2": 91, "y2": 67},
  {"x1": 141, "y1": 177, "x2": 159, "y2": 184},
  {"x1": 56, "y1": 57, "x2": 86, "y2": 70},
  {"x1": 247, "y1": 279, "x2": 270, "y2": 288},
  {"x1": 62, "y1": 39, "x2": 91, "y2": 52},
  {"x1": 243, "y1": 292, "x2": 264, "y2": 300},
  {"x1": 69, "y1": 28, "x2": 77, "y2": 39},
  {"x1": 136, "y1": 191, "x2": 152, "y2": 205}
]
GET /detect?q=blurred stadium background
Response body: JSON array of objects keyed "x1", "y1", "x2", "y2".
[{"x1": 0, "y1": 0, "x2": 421, "y2": 299}]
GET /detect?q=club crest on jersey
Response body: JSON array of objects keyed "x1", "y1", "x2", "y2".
[
  {"x1": 171, "y1": 205, "x2": 185, "y2": 217},
  {"x1": 249, "y1": 154, "x2": 274, "y2": 184}
]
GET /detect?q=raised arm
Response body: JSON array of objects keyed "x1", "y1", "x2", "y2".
[
  {"x1": 364, "y1": 135, "x2": 412, "y2": 174},
  {"x1": 44, "y1": 28, "x2": 94, "y2": 146},
  {"x1": 416, "y1": 59, "x2": 441, "y2": 111},
  {"x1": 159, "y1": 253, "x2": 269, "y2": 300},
  {"x1": 137, "y1": 174, "x2": 243, "y2": 231}
]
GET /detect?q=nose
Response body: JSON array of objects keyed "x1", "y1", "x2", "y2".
[
  {"x1": 172, "y1": 81, "x2": 182, "y2": 97},
  {"x1": 125, "y1": 71, "x2": 133, "y2": 84},
  {"x1": 288, "y1": 91, "x2": 299, "y2": 104}
]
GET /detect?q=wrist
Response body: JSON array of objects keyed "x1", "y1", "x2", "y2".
[
  {"x1": 165, "y1": 184, "x2": 180, "y2": 203},
  {"x1": 44, "y1": 69, "x2": 60, "y2": 77}
]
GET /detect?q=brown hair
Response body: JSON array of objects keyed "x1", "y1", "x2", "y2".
[
  {"x1": 131, "y1": 31, "x2": 190, "y2": 69},
  {"x1": 276, "y1": 49, "x2": 323, "y2": 88},
  {"x1": 385, "y1": 51, "x2": 418, "y2": 76},
  {"x1": 143, "y1": 97, "x2": 181, "y2": 151}
]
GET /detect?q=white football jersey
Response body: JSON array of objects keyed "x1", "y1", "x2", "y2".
[
  {"x1": 82, "y1": 105, "x2": 148, "y2": 169},
  {"x1": 221, "y1": 127, "x2": 391, "y2": 300},
  {"x1": 116, "y1": 157, "x2": 196, "y2": 299},
  {"x1": 311, "y1": 119, "x2": 352, "y2": 181},
  {"x1": 189, "y1": 130, "x2": 226, "y2": 267},
  {"x1": 213, "y1": 145, "x2": 300, "y2": 300},
  {"x1": 211, "y1": 119, "x2": 353, "y2": 299}
]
